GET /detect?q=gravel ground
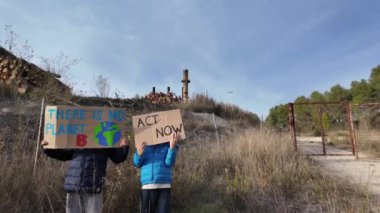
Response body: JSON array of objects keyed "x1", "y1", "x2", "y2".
[{"x1": 298, "y1": 137, "x2": 380, "y2": 206}]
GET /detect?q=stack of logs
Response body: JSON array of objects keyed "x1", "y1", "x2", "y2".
[
  {"x1": 144, "y1": 91, "x2": 181, "y2": 104},
  {"x1": 0, "y1": 46, "x2": 70, "y2": 94}
]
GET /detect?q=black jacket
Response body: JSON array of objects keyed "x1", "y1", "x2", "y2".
[{"x1": 43, "y1": 147, "x2": 129, "y2": 193}]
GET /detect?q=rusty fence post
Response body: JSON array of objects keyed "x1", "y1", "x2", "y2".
[
  {"x1": 288, "y1": 103, "x2": 297, "y2": 152},
  {"x1": 347, "y1": 103, "x2": 359, "y2": 160},
  {"x1": 318, "y1": 105, "x2": 327, "y2": 155},
  {"x1": 346, "y1": 103, "x2": 356, "y2": 156}
]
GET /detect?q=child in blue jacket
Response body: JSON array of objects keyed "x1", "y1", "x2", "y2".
[{"x1": 133, "y1": 132, "x2": 180, "y2": 213}]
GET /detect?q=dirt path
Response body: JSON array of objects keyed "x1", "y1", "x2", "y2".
[{"x1": 297, "y1": 137, "x2": 380, "y2": 204}]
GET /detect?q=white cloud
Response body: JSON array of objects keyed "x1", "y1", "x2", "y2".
[{"x1": 1, "y1": 0, "x2": 379, "y2": 117}]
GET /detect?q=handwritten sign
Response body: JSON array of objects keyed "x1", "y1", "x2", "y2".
[
  {"x1": 43, "y1": 106, "x2": 126, "y2": 149},
  {"x1": 132, "y1": 109, "x2": 185, "y2": 146}
]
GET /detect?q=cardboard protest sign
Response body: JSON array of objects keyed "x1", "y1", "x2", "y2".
[
  {"x1": 43, "y1": 106, "x2": 126, "y2": 149},
  {"x1": 132, "y1": 109, "x2": 185, "y2": 146}
]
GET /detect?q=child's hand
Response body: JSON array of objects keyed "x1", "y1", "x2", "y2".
[
  {"x1": 41, "y1": 141, "x2": 48, "y2": 148},
  {"x1": 170, "y1": 133, "x2": 180, "y2": 149},
  {"x1": 137, "y1": 142, "x2": 146, "y2": 156},
  {"x1": 119, "y1": 138, "x2": 129, "y2": 147}
]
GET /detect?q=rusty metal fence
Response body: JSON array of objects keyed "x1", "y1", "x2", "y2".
[{"x1": 288, "y1": 101, "x2": 360, "y2": 159}]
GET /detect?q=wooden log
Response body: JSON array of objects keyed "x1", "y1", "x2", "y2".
[
  {"x1": 0, "y1": 59, "x2": 9, "y2": 66},
  {"x1": 11, "y1": 69, "x2": 18, "y2": 77},
  {"x1": 17, "y1": 81, "x2": 27, "y2": 94}
]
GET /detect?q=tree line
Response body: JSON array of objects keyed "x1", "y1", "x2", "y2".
[{"x1": 266, "y1": 65, "x2": 380, "y2": 133}]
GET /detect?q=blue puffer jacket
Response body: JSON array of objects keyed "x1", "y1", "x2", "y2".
[
  {"x1": 133, "y1": 142, "x2": 178, "y2": 185},
  {"x1": 44, "y1": 147, "x2": 128, "y2": 193}
]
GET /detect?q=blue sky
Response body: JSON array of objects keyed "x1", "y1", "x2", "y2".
[{"x1": 1, "y1": 0, "x2": 380, "y2": 117}]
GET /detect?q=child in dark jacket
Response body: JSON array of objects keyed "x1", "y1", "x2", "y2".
[
  {"x1": 42, "y1": 139, "x2": 129, "y2": 213},
  {"x1": 133, "y1": 133, "x2": 180, "y2": 213}
]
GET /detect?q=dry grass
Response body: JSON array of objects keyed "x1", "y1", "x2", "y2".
[
  {"x1": 173, "y1": 129, "x2": 372, "y2": 212},
  {"x1": 324, "y1": 130, "x2": 380, "y2": 157},
  {"x1": 356, "y1": 131, "x2": 380, "y2": 157},
  {"x1": 0, "y1": 99, "x2": 375, "y2": 212},
  {"x1": 181, "y1": 94, "x2": 260, "y2": 127}
]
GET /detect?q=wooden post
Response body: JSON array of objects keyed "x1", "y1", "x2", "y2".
[
  {"x1": 212, "y1": 113, "x2": 220, "y2": 145},
  {"x1": 33, "y1": 97, "x2": 45, "y2": 177},
  {"x1": 318, "y1": 105, "x2": 327, "y2": 155},
  {"x1": 288, "y1": 103, "x2": 297, "y2": 151},
  {"x1": 181, "y1": 69, "x2": 190, "y2": 102}
]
